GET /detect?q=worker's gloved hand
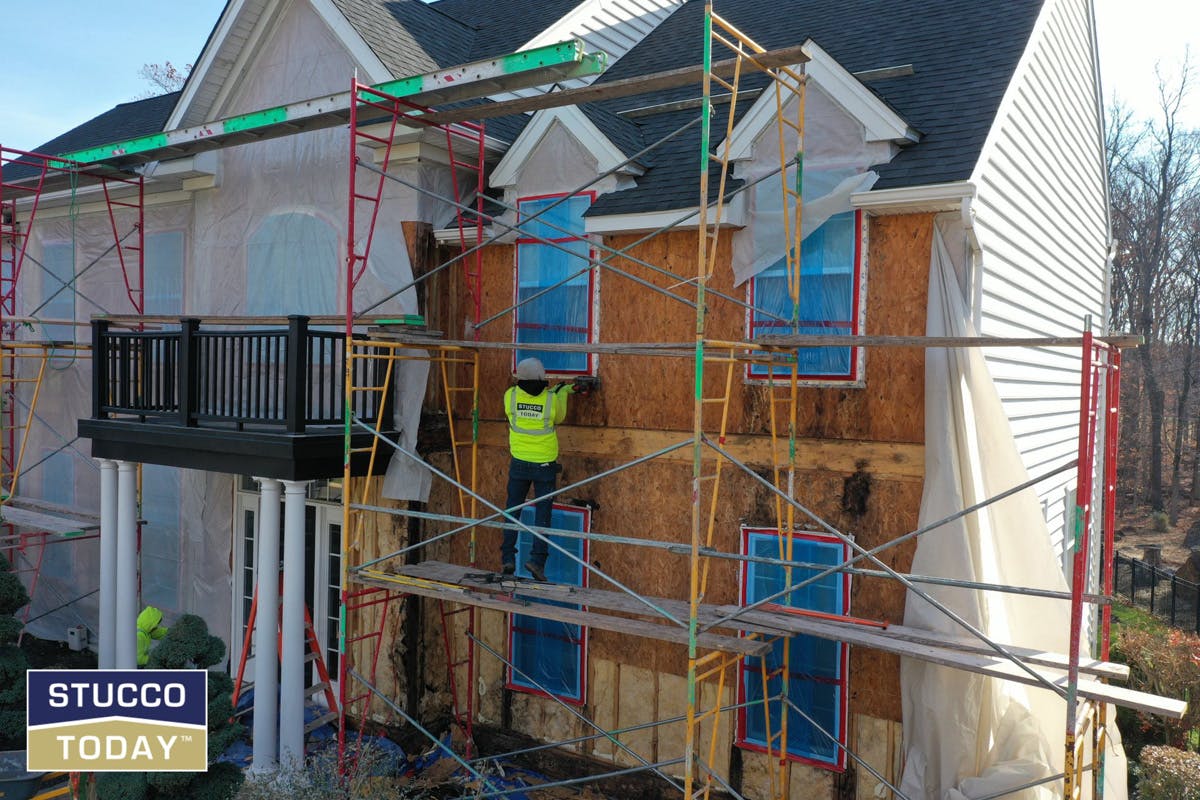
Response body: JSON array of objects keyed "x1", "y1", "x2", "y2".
[{"x1": 572, "y1": 376, "x2": 600, "y2": 396}]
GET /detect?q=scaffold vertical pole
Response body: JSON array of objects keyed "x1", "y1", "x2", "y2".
[
  {"x1": 684, "y1": 5, "x2": 716, "y2": 795},
  {"x1": 1066, "y1": 330, "x2": 1101, "y2": 798}
]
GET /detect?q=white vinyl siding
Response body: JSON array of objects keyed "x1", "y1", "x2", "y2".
[
  {"x1": 509, "y1": 0, "x2": 685, "y2": 92},
  {"x1": 970, "y1": 0, "x2": 1109, "y2": 559}
]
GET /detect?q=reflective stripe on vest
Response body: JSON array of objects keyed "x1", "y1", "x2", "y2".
[{"x1": 508, "y1": 388, "x2": 555, "y2": 436}]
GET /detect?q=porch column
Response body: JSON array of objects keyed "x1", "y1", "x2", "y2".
[
  {"x1": 115, "y1": 460, "x2": 139, "y2": 669},
  {"x1": 278, "y1": 479, "x2": 310, "y2": 768},
  {"x1": 97, "y1": 459, "x2": 118, "y2": 669},
  {"x1": 251, "y1": 478, "x2": 282, "y2": 774}
]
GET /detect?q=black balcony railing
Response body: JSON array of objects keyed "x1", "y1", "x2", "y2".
[{"x1": 91, "y1": 316, "x2": 390, "y2": 433}]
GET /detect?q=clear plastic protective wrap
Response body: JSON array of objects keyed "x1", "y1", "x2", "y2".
[
  {"x1": 16, "y1": 0, "x2": 447, "y2": 649},
  {"x1": 900, "y1": 223, "x2": 1126, "y2": 800},
  {"x1": 731, "y1": 85, "x2": 889, "y2": 288}
]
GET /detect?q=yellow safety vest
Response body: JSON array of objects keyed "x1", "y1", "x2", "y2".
[{"x1": 504, "y1": 385, "x2": 568, "y2": 463}]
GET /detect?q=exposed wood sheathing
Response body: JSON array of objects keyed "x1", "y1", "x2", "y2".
[{"x1": 376, "y1": 213, "x2": 935, "y2": 779}]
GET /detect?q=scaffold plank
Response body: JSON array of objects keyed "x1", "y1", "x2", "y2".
[
  {"x1": 0, "y1": 500, "x2": 99, "y2": 535},
  {"x1": 368, "y1": 331, "x2": 1143, "y2": 352},
  {"x1": 351, "y1": 563, "x2": 771, "y2": 657},
  {"x1": 412, "y1": 45, "x2": 811, "y2": 127},
  {"x1": 718, "y1": 605, "x2": 1185, "y2": 719}
]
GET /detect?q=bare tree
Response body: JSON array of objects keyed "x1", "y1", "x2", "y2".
[
  {"x1": 1109, "y1": 58, "x2": 1200, "y2": 511},
  {"x1": 135, "y1": 61, "x2": 192, "y2": 99}
]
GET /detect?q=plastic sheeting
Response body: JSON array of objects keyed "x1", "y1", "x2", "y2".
[
  {"x1": 899, "y1": 224, "x2": 1126, "y2": 799},
  {"x1": 731, "y1": 84, "x2": 891, "y2": 288},
  {"x1": 382, "y1": 352, "x2": 433, "y2": 502},
  {"x1": 16, "y1": 0, "x2": 444, "y2": 648}
]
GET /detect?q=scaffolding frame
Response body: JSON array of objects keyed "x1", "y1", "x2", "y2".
[
  {"x1": 0, "y1": 146, "x2": 143, "y2": 647},
  {"x1": 330, "y1": 10, "x2": 1164, "y2": 800},
  {"x1": 0, "y1": 13, "x2": 1166, "y2": 800}
]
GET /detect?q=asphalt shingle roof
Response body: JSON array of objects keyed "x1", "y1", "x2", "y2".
[
  {"x1": 6, "y1": 92, "x2": 180, "y2": 181},
  {"x1": 332, "y1": 0, "x2": 473, "y2": 72},
  {"x1": 586, "y1": 0, "x2": 1044, "y2": 216},
  {"x1": 431, "y1": 0, "x2": 586, "y2": 60},
  {"x1": 14, "y1": 0, "x2": 1046, "y2": 217}
]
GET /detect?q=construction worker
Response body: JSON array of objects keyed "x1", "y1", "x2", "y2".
[
  {"x1": 136, "y1": 605, "x2": 168, "y2": 667},
  {"x1": 501, "y1": 357, "x2": 595, "y2": 581}
]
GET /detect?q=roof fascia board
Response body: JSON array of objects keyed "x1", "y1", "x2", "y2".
[
  {"x1": 490, "y1": 105, "x2": 640, "y2": 189},
  {"x1": 166, "y1": 0, "x2": 254, "y2": 130},
  {"x1": 307, "y1": 0, "x2": 392, "y2": 82},
  {"x1": 721, "y1": 39, "x2": 914, "y2": 162},
  {"x1": 206, "y1": 0, "x2": 291, "y2": 122},
  {"x1": 850, "y1": 181, "x2": 976, "y2": 214},
  {"x1": 585, "y1": 195, "x2": 746, "y2": 234}
]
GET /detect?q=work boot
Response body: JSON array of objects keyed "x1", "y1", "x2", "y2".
[
  {"x1": 524, "y1": 561, "x2": 548, "y2": 582},
  {"x1": 501, "y1": 562, "x2": 516, "y2": 576}
]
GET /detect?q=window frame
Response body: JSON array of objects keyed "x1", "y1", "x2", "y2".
[
  {"x1": 512, "y1": 191, "x2": 598, "y2": 377},
  {"x1": 143, "y1": 229, "x2": 186, "y2": 316},
  {"x1": 38, "y1": 241, "x2": 76, "y2": 343},
  {"x1": 735, "y1": 527, "x2": 851, "y2": 771},
  {"x1": 744, "y1": 210, "x2": 867, "y2": 386},
  {"x1": 505, "y1": 502, "x2": 591, "y2": 705}
]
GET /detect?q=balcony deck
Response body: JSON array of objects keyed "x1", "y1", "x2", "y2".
[{"x1": 79, "y1": 316, "x2": 395, "y2": 480}]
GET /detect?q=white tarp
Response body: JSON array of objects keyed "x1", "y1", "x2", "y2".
[
  {"x1": 899, "y1": 225, "x2": 1126, "y2": 799},
  {"x1": 382, "y1": 352, "x2": 433, "y2": 502}
]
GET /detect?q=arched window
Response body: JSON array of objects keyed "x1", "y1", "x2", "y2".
[{"x1": 247, "y1": 212, "x2": 338, "y2": 315}]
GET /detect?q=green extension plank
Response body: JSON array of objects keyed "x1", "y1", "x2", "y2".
[{"x1": 58, "y1": 40, "x2": 608, "y2": 168}]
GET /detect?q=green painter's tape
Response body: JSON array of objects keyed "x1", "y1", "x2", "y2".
[
  {"x1": 224, "y1": 107, "x2": 288, "y2": 132},
  {"x1": 63, "y1": 133, "x2": 169, "y2": 165}
]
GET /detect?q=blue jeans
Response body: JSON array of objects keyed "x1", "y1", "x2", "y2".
[{"x1": 502, "y1": 457, "x2": 558, "y2": 568}]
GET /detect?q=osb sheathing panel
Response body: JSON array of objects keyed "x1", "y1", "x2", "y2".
[
  {"x1": 441, "y1": 438, "x2": 919, "y2": 721},
  {"x1": 460, "y1": 216, "x2": 932, "y2": 444},
  {"x1": 852, "y1": 713, "x2": 903, "y2": 800},
  {"x1": 414, "y1": 214, "x2": 935, "y2": 734}
]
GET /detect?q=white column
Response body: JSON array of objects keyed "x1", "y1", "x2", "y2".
[
  {"x1": 115, "y1": 461, "x2": 139, "y2": 669},
  {"x1": 98, "y1": 459, "x2": 118, "y2": 669},
  {"x1": 251, "y1": 478, "x2": 282, "y2": 774},
  {"x1": 278, "y1": 480, "x2": 310, "y2": 768}
]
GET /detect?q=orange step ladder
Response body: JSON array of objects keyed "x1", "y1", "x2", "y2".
[{"x1": 232, "y1": 574, "x2": 339, "y2": 735}]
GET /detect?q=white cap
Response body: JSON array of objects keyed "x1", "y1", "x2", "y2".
[{"x1": 515, "y1": 357, "x2": 546, "y2": 380}]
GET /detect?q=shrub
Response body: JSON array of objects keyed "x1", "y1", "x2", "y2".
[
  {"x1": 234, "y1": 740, "x2": 402, "y2": 800},
  {"x1": 1136, "y1": 746, "x2": 1200, "y2": 800},
  {"x1": 133, "y1": 614, "x2": 245, "y2": 799},
  {"x1": 0, "y1": 555, "x2": 28, "y2": 749},
  {"x1": 1118, "y1": 625, "x2": 1200, "y2": 748},
  {"x1": 1152, "y1": 511, "x2": 1171, "y2": 532}
]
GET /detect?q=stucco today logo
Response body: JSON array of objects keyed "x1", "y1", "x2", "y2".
[{"x1": 26, "y1": 669, "x2": 208, "y2": 772}]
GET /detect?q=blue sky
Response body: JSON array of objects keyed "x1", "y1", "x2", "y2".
[{"x1": 0, "y1": 0, "x2": 1194, "y2": 153}]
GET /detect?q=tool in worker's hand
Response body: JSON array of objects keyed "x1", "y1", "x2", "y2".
[{"x1": 572, "y1": 376, "x2": 600, "y2": 396}]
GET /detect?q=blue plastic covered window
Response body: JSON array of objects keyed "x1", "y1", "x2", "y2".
[
  {"x1": 514, "y1": 194, "x2": 594, "y2": 375},
  {"x1": 748, "y1": 211, "x2": 860, "y2": 380},
  {"x1": 738, "y1": 530, "x2": 849, "y2": 768},
  {"x1": 507, "y1": 504, "x2": 589, "y2": 703}
]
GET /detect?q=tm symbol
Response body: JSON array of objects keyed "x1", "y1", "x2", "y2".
[{"x1": 180, "y1": 736, "x2": 194, "y2": 743}]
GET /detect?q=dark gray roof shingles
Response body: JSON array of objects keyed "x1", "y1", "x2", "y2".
[
  {"x1": 5, "y1": 92, "x2": 180, "y2": 181},
  {"x1": 587, "y1": 0, "x2": 1044, "y2": 216},
  {"x1": 13, "y1": 0, "x2": 1046, "y2": 216}
]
